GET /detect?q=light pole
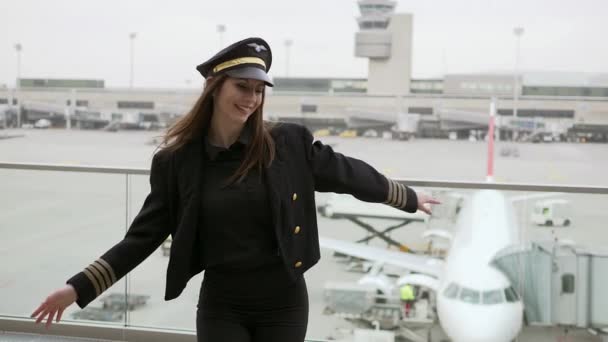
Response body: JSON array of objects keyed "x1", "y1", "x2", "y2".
[
  {"x1": 129, "y1": 32, "x2": 137, "y2": 88},
  {"x1": 284, "y1": 39, "x2": 293, "y2": 77},
  {"x1": 14, "y1": 43, "x2": 22, "y2": 128},
  {"x1": 512, "y1": 27, "x2": 524, "y2": 140},
  {"x1": 217, "y1": 25, "x2": 226, "y2": 50}
]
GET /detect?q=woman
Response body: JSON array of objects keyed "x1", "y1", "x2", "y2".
[{"x1": 31, "y1": 37, "x2": 439, "y2": 341}]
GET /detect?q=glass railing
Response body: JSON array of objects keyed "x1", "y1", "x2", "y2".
[{"x1": 1, "y1": 162, "x2": 607, "y2": 341}]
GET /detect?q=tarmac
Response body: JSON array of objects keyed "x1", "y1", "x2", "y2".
[{"x1": 0, "y1": 128, "x2": 607, "y2": 341}]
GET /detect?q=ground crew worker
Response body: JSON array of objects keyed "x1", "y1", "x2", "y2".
[{"x1": 400, "y1": 284, "x2": 416, "y2": 318}]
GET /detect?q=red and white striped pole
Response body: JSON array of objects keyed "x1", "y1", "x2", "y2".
[{"x1": 486, "y1": 98, "x2": 496, "y2": 182}]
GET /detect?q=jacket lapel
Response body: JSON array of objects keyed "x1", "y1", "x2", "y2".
[
  {"x1": 264, "y1": 135, "x2": 288, "y2": 240},
  {"x1": 174, "y1": 138, "x2": 203, "y2": 203},
  {"x1": 170, "y1": 138, "x2": 203, "y2": 266}
]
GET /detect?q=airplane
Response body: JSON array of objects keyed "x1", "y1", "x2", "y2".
[{"x1": 319, "y1": 99, "x2": 549, "y2": 342}]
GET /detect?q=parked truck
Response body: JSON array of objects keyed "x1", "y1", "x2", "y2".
[{"x1": 531, "y1": 199, "x2": 572, "y2": 226}]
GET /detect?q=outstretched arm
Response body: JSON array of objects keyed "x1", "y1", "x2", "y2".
[
  {"x1": 31, "y1": 151, "x2": 173, "y2": 327},
  {"x1": 301, "y1": 126, "x2": 439, "y2": 214}
]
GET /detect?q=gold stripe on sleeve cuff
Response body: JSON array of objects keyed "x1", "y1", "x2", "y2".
[
  {"x1": 85, "y1": 264, "x2": 108, "y2": 292},
  {"x1": 396, "y1": 182, "x2": 403, "y2": 208},
  {"x1": 82, "y1": 268, "x2": 101, "y2": 297},
  {"x1": 384, "y1": 179, "x2": 408, "y2": 209},
  {"x1": 90, "y1": 262, "x2": 112, "y2": 291},
  {"x1": 96, "y1": 258, "x2": 117, "y2": 284},
  {"x1": 401, "y1": 185, "x2": 409, "y2": 208},
  {"x1": 386, "y1": 179, "x2": 394, "y2": 205}
]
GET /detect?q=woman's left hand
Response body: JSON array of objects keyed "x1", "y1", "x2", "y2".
[{"x1": 416, "y1": 192, "x2": 441, "y2": 215}]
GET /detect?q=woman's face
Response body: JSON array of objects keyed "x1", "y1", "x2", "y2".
[{"x1": 213, "y1": 77, "x2": 265, "y2": 125}]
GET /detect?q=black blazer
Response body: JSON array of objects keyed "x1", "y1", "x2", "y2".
[{"x1": 68, "y1": 123, "x2": 418, "y2": 308}]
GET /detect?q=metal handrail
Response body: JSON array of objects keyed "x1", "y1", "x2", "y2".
[
  {"x1": 0, "y1": 162, "x2": 148, "y2": 175},
  {"x1": 2, "y1": 161, "x2": 608, "y2": 195},
  {"x1": 396, "y1": 179, "x2": 608, "y2": 195},
  {"x1": 1, "y1": 161, "x2": 607, "y2": 341}
]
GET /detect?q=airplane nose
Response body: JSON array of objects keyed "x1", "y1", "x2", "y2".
[{"x1": 438, "y1": 298, "x2": 523, "y2": 342}]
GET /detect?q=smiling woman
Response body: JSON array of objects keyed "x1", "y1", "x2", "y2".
[
  {"x1": 30, "y1": 37, "x2": 437, "y2": 342},
  {"x1": 212, "y1": 78, "x2": 265, "y2": 132}
]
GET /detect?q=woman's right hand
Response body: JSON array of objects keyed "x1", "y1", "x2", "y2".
[{"x1": 31, "y1": 284, "x2": 78, "y2": 328}]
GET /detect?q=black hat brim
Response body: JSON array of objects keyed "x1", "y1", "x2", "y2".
[{"x1": 225, "y1": 67, "x2": 274, "y2": 87}]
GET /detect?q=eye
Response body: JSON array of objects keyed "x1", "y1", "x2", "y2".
[
  {"x1": 237, "y1": 83, "x2": 248, "y2": 89},
  {"x1": 255, "y1": 89, "x2": 263, "y2": 94}
]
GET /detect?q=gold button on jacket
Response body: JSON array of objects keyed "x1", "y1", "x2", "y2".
[
  {"x1": 294, "y1": 226, "x2": 301, "y2": 234},
  {"x1": 292, "y1": 193, "x2": 298, "y2": 201},
  {"x1": 295, "y1": 261, "x2": 303, "y2": 268}
]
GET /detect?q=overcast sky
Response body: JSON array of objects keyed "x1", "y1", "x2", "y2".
[{"x1": 1, "y1": 0, "x2": 607, "y2": 88}]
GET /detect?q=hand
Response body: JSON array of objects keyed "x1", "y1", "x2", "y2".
[
  {"x1": 31, "y1": 285, "x2": 78, "y2": 328},
  {"x1": 417, "y1": 192, "x2": 441, "y2": 215}
]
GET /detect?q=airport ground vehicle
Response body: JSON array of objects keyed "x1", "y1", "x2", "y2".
[
  {"x1": 34, "y1": 119, "x2": 51, "y2": 129},
  {"x1": 531, "y1": 199, "x2": 572, "y2": 226}
]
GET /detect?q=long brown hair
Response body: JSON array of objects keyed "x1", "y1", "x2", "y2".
[{"x1": 161, "y1": 74, "x2": 275, "y2": 183}]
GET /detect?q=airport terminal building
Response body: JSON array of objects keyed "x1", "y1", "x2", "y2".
[
  {"x1": 2, "y1": 71, "x2": 607, "y2": 141},
  {"x1": 1, "y1": 0, "x2": 608, "y2": 141}
]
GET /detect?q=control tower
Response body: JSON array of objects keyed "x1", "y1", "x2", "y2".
[{"x1": 354, "y1": 0, "x2": 413, "y2": 95}]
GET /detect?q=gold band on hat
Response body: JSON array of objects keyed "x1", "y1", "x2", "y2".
[{"x1": 213, "y1": 57, "x2": 266, "y2": 74}]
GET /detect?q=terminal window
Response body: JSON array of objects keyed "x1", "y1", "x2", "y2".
[
  {"x1": 117, "y1": 101, "x2": 155, "y2": 109},
  {"x1": 408, "y1": 107, "x2": 433, "y2": 115},
  {"x1": 301, "y1": 104, "x2": 317, "y2": 113},
  {"x1": 66, "y1": 100, "x2": 90, "y2": 107}
]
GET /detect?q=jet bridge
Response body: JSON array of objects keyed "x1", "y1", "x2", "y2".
[{"x1": 491, "y1": 241, "x2": 608, "y2": 331}]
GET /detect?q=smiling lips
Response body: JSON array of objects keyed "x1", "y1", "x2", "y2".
[{"x1": 235, "y1": 104, "x2": 254, "y2": 114}]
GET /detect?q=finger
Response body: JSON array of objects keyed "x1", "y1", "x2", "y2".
[
  {"x1": 35, "y1": 310, "x2": 49, "y2": 324},
  {"x1": 56, "y1": 308, "x2": 64, "y2": 323},
  {"x1": 428, "y1": 199, "x2": 441, "y2": 204},
  {"x1": 31, "y1": 304, "x2": 45, "y2": 318},
  {"x1": 418, "y1": 205, "x2": 431, "y2": 215},
  {"x1": 46, "y1": 310, "x2": 57, "y2": 329}
]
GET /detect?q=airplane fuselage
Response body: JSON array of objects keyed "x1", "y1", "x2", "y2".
[{"x1": 436, "y1": 190, "x2": 524, "y2": 342}]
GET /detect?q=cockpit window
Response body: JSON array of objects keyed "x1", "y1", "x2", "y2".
[
  {"x1": 443, "y1": 282, "x2": 460, "y2": 299},
  {"x1": 459, "y1": 287, "x2": 480, "y2": 304},
  {"x1": 504, "y1": 286, "x2": 520, "y2": 302},
  {"x1": 482, "y1": 290, "x2": 504, "y2": 304}
]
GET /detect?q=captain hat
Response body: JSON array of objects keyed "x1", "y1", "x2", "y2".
[{"x1": 196, "y1": 37, "x2": 273, "y2": 87}]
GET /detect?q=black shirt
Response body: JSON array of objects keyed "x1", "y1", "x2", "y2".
[{"x1": 199, "y1": 129, "x2": 280, "y2": 271}]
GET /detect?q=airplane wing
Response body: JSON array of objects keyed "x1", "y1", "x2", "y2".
[
  {"x1": 320, "y1": 236, "x2": 444, "y2": 278},
  {"x1": 509, "y1": 192, "x2": 564, "y2": 203}
]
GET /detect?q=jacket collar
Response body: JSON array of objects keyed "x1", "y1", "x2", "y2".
[{"x1": 203, "y1": 123, "x2": 252, "y2": 161}]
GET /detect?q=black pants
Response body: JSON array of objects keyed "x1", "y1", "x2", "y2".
[{"x1": 197, "y1": 263, "x2": 308, "y2": 342}]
